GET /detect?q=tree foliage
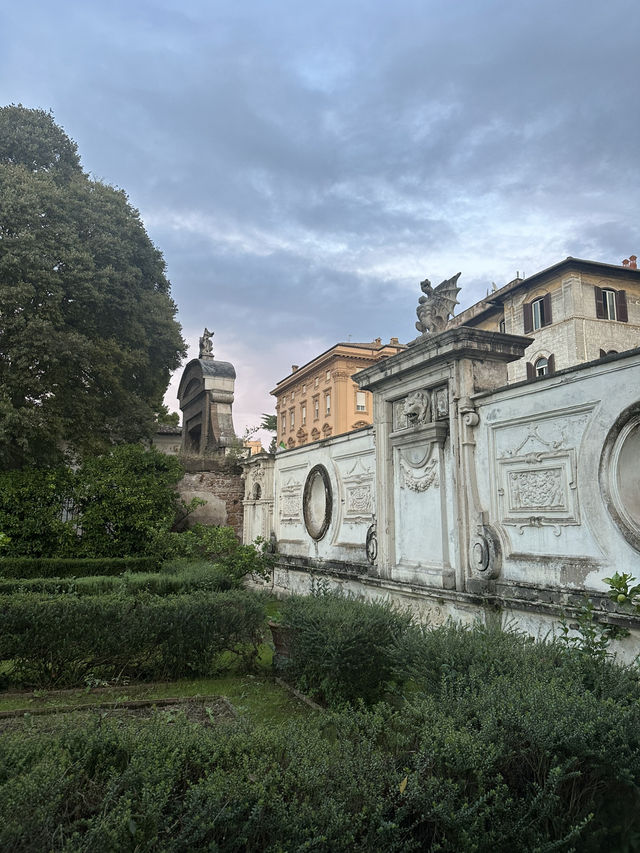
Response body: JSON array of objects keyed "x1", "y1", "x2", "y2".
[
  {"x1": 0, "y1": 105, "x2": 186, "y2": 469},
  {"x1": 0, "y1": 444, "x2": 186, "y2": 558}
]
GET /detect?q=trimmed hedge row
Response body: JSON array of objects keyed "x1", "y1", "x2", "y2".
[
  {"x1": 0, "y1": 590, "x2": 265, "y2": 686},
  {"x1": 0, "y1": 556, "x2": 159, "y2": 579},
  {"x1": 0, "y1": 562, "x2": 235, "y2": 597},
  {"x1": 3, "y1": 686, "x2": 640, "y2": 852}
]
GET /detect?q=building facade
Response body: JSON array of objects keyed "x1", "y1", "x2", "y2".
[
  {"x1": 271, "y1": 338, "x2": 404, "y2": 448},
  {"x1": 452, "y1": 255, "x2": 640, "y2": 382}
]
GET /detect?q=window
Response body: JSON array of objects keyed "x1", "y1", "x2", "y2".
[
  {"x1": 301, "y1": 404, "x2": 306, "y2": 425},
  {"x1": 326, "y1": 370, "x2": 331, "y2": 382},
  {"x1": 595, "y1": 286, "x2": 628, "y2": 322},
  {"x1": 291, "y1": 391, "x2": 295, "y2": 401},
  {"x1": 281, "y1": 414, "x2": 286, "y2": 433},
  {"x1": 523, "y1": 293, "x2": 552, "y2": 333},
  {"x1": 302, "y1": 384, "x2": 306, "y2": 394},
  {"x1": 314, "y1": 377, "x2": 319, "y2": 388},
  {"x1": 325, "y1": 393, "x2": 331, "y2": 415},
  {"x1": 499, "y1": 319, "x2": 506, "y2": 334},
  {"x1": 314, "y1": 398, "x2": 319, "y2": 420},
  {"x1": 526, "y1": 354, "x2": 555, "y2": 379},
  {"x1": 535, "y1": 357, "x2": 549, "y2": 377},
  {"x1": 532, "y1": 298, "x2": 545, "y2": 330},
  {"x1": 356, "y1": 391, "x2": 366, "y2": 412},
  {"x1": 290, "y1": 410, "x2": 295, "y2": 428}
]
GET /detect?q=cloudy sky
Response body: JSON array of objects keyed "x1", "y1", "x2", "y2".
[{"x1": 2, "y1": 0, "x2": 639, "y2": 439}]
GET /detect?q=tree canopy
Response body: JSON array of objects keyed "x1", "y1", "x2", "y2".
[{"x1": 0, "y1": 105, "x2": 186, "y2": 469}]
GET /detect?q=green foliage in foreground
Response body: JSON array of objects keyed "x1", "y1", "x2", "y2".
[
  {"x1": 0, "y1": 556, "x2": 158, "y2": 579},
  {"x1": 0, "y1": 561, "x2": 235, "y2": 596},
  {"x1": 278, "y1": 588, "x2": 413, "y2": 704},
  {"x1": 3, "y1": 645, "x2": 640, "y2": 853},
  {"x1": 0, "y1": 590, "x2": 265, "y2": 686}
]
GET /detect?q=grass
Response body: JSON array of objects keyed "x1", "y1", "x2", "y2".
[{"x1": 0, "y1": 623, "x2": 310, "y2": 725}]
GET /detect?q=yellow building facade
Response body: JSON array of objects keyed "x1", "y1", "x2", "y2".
[{"x1": 271, "y1": 338, "x2": 404, "y2": 448}]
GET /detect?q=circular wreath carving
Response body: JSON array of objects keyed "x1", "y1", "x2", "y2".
[
  {"x1": 600, "y1": 403, "x2": 640, "y2": 553},
  {"x1": 303, "y1": 464, "x2": 332, "y2": 540}
]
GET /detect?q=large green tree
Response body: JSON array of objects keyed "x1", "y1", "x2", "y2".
[{"x1": 0, "y1": 105, "x2": 186, "y2": 469}]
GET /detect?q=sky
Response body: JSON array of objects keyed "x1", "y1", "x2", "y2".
[{"x1": 2, "y1": 0, "x2": 639, "y2": 442}]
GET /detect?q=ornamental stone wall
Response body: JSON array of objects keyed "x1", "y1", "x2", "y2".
[{"x1": 242, "y1": 335, "x2": 640, "y2": 657}]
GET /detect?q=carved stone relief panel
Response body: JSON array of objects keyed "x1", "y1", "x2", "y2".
[
  {"x1": 491, "y1": 414, "x2": 591, "y2": 538},
  {"x1": 398, "y1": 445, "x2": 440, "y2": 492},
  {"x1": 392, "y1": 385, "x2": 449, "y2": 432},
  {"x1": 340, "y1": 455, "x2": 375, "y2": 524},
  {"x1": 279, "y1": 477, "x2": 303, "y2": 524}
]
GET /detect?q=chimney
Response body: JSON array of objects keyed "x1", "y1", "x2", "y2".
[
  {"x1": 622, "y1": 259, "x2": 630, "y2": 267},
  {"x1": 390, "y1": 337, "x2": 399, "y2": 345},
  {"x1": 291, "y1": 365, "x2": 299, "y2": 373},
  {"x1": 630, "y1": 255, "x2": 637, "y2": 270},
  {"x1": 374, "y1": 337, "x2": 382, "y2": 345}
]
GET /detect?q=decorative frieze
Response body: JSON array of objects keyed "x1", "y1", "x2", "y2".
[{"x1": 494, "y1": 421, "x2": 580, "y2": 536}]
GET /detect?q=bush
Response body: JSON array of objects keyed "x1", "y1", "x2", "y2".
[
  {"x1": 162, "y1": 525, "x2": 275, "y2": 582},
  {"x1": 0, "y1": 445, "x2": 188, "y2": 559},
  {"x1": 278, "y1": 588, "x2": 413, "y2": 705},
  {"x1": 0, "y1": 561, "x2": 235, "y2": 595},
  {"x1": 0, "y1": 556, "x2": 159, "y2": 579},
  {"x1": 0, "y1": 589, "x2": 265, "y2": 686},
  {"x1": 3, "y1": 690, "x2": 640, "y2": 852}
]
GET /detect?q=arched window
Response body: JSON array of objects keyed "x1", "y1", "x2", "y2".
[
  {"x1": 535, "y1": 357, "x2": 549, "y2": 377},
  {"x1": 526, "y1": 354, "x2": 555, "y2": 379}
]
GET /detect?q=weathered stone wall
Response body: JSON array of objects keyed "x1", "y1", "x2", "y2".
[
  {"x1": 244, "y1": 333, "x2": 640, "y2": 657},
  {"x1": 178, "y1": 460, "x2": 245, "y2": 539}
]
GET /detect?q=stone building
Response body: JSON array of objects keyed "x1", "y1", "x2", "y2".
[
  {"x1": 452, "y1": 255, "x2": 640, "y2": 381},
  {"x1": 271, "y1": 338, "x2": 405, "y2": 449}
]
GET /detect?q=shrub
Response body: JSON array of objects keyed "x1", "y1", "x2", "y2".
[
  {"x1": 0, "y1": 445, "x2": 189, "y2": 559},
  {"x1": 0, "y1": 561, "x2": 234, "y2": 595},
  {"x1": 163, "y1": 525, "x2": 275, "y2": 582},
  {"x1": 3, "y1": 691, "x2": 640, "y2": 852},
  {"x1": 0, "y1": 556, "x2": 159, "y2": 579},
  {"x1": 278, "y1": 588, "x2": 413, "y2": 705},
  {"x1": 0, "y1": 590, "x2": 265, "y2": 686}
]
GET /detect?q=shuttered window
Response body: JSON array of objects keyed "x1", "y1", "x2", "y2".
[
  {"x1": 595, "y1": 286, "x2": 628, "y2": 322},
  {"x1": 523, "y1": 293, "x2": 552, "y2": 333}
]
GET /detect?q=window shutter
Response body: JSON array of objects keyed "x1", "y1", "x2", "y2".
[
  {"x1": 542, "y1": 292, "x2": 552, "y2": 326},
  {"x1": 523, "y1": 302, "x2": 533, "y2": 334},
  {"x1": 594, "y1": 286, "x2": 605, "y2": 319},
  {"x1": 526, "y1": 361, "x2": 535, "y2": 380},
  {"x1": 548, "y1": 354, "x2": 555, "y2": 374},
  {"x1": 616, "y1": 290, "x2": 628, "y2": 322}
]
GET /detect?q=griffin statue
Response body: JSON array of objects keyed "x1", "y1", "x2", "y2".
[{"x1": 415, "y1": 272, "x2": 462, "y2": 335}]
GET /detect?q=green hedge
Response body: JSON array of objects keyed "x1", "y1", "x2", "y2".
[
  {"x1": 0, "y1": 556, "x2": 159, "y2": 579},
  {"x1": 278, "y1": 590, "x2": 413, "y2": 705},
  {"x1": 2, "y1": 690, "x2": 640, "y2": 852},
  {"x1": 0, "y1": 562, "x2": 235, "y2": 596},
  {"x1": 0, "y1": 590, "x2": 265, "y2": 686}
]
